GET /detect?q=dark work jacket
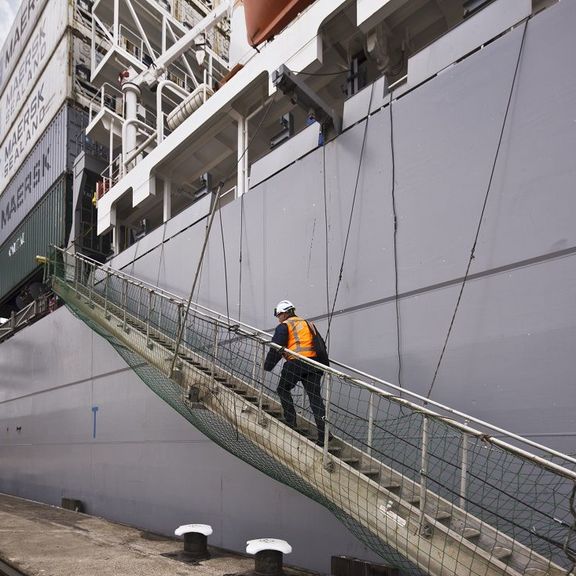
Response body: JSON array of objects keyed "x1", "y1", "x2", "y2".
[
  {"x1": 265, "y1": 321, "x2": 321, "y2": 371},
  {"x1": 264, "y1": 322, "x2": 290, "y2": 371}
]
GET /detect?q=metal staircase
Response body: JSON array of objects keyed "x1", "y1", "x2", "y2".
[{"x1": 46, "y1": 247, "x2": 576, "y2": 576}]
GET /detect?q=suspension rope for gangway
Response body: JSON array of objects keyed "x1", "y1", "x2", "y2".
[
  {"x1": 388, "y1": 85, "x2": 402, "y2": 389},
  {"x1": 170, "y1": 94, "x2": 277, "y2": 373},
  {"x1": 326, "y1": 82, "x2": 376, "y2": 341},
  {"x1": 426, "y1": 18, "x2": 529, "y2": 399}
]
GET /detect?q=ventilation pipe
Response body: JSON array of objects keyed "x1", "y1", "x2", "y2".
[{"x1": 120, "y1": 68, "x2": 141, "y2": 170}]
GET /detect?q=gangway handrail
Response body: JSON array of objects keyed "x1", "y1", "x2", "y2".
[{"x1": 52, "y1": 246, "x2": 576, "y2": 477}]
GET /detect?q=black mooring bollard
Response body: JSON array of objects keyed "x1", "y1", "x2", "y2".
[
  {"x1": 174, "y1": 524, "x2": 213, "y2": 559},
  {"x1": 255, "y1": 549, "x2": 284, "y2": 576}
]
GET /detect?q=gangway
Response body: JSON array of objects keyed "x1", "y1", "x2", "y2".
[{"x1": 46, "y1": 247, "x2": 576, "y2": 576}]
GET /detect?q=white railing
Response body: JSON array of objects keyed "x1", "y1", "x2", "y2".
[
  {"x1": 88, "y1": 83, "x2": 125, "y2": 124},
  {"x1": 98, "y1": 153, "x2": 124, "y2": 196}
]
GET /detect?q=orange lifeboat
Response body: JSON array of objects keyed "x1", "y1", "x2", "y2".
[{"x1": 242, "y1": 0, "x2": 316, "y2": 47}]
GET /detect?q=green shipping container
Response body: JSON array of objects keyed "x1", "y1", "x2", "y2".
[{"x1": 0, "y1": 178, "x2": 68, "y2": 301}]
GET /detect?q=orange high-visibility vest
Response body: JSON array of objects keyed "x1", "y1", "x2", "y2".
[{"x1": 283, "y1": 316, "x2": 316, "y2": 360}]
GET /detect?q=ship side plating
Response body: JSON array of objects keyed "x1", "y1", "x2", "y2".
[{"x1": 1, "y1": 0, "x2": 575, "y2": 572}]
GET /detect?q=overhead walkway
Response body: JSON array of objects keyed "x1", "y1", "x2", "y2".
[{"x1": 47, "y1": 247, "x2": 576, "y2": 576}]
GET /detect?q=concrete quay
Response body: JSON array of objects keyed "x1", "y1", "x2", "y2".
[{"x1": 0, "y1": 493, "x2": 289, "y2": 576}]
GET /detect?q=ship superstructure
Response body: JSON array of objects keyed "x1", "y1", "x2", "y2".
[{"x1": 88, "y1": 0, "x2": 528, "y2": 254}]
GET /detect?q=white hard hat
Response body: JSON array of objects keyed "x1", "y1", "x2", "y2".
[{"x1": 274, "y1": 300, "x2": 295, "y2": 316}]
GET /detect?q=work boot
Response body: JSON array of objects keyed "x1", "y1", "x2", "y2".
[
  {"x1": 283, "y1": 419, "x2": 297, "y2": 430},
  {"x1": 316, "y1": 431, "x2": 334, "y2": 447}
]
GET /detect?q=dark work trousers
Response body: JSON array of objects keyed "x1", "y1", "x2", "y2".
[{"x1": 277, "y1": 359, "x2": 326, "y2": 434}]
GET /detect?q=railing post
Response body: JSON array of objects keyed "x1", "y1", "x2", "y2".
[
  {"x1": 152, "y1": 291, "x2": 158, "y2": 328},
  {"x1": 10, "y1": 310, "x2": 16, "y2": 331},
  {"x1": 104, "y1": 272, "x2": 110, "y2": 319},
  {"x1": 419, "y1": 415, "x2": 429, "y2": 534},
  {"x1": 170, "y1": 303, "x2": 184, "y2": 376},
  {"x1": 322, "y1": 373, "x2": 333, "y2": 469},
  {"x1": 177, "y1": 302, "x2": 184, "y2": 342},
  {"x1": 122, "y1": 280, "x2": 128, "y2": 332},
  {"x1": 367, "y1": 391, "x2": 374, "y2": 456},
  {"x1": 146, "y1": 289, "x2": 153, "y2": 348},
  {"x1": 75, "y1": 258, "x2": 80, "y2": 296},
  {"x1": 257, "y1": 342, "x2": 266, "y2": 425},
  {"x1": 460, "y1": 427, "x2": 469, "y2": 510},
  {"x1": 211, "y1": 321, "x2": 219, "y2": 379},
  {"x1": 137, "y1": 284, "x2": 143, "y2": 319},
  {"x1": 88, "y1": 261, "x2": 95, "y2": 307}
]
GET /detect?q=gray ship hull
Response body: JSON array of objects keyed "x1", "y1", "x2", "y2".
[{"x1": 1, "y1": 0, "x2": 575, "y2": 570}]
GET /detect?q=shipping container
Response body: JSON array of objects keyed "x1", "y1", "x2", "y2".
[
  {"x1": 0, "y1": 36, "x2": 71, "y2": 190},
  {"x1": 0, "y1": 0, "x2": 52, "y2": 98},
  {"x1": 0, "y1": 176, "x2": 68, "y2": 302},
  {"x1": 0, "y1": 105, "x2": 88, "y2": 247},
  {"x1": 0, "y1": 0, "x2": 69, "y2": 143}
]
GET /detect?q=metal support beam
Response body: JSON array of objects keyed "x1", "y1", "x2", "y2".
[
  {"x1": 125, "y1": 0, "x2": 157, "y2": 64},
  {"x1": 141, "y1": 0, "x2": 231, "y2": 86},
  {"x1": 165, "y1": 20, "x2": 198, "y2": 89},
  {"x1": 231, "y1": 112, "x2": 248, "y2": 197},
  {"x1": 163, "y1": 179, "x2": 172, "y2": 222},
  {"x1": 272, "y1": 65, "x2": 342, "y2": 135}
]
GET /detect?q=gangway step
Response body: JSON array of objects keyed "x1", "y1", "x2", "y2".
[
  {"x1": 463, "y1": 528, "x2": 481, "y2": 540},
  {"x1": 360, "y1": 468, "x2": 380, "y2": 480},
  {"x1": 493, "y1": 547, "x2": 513, "y2": 561},
  {"x1": 432, "y1": 510, "x2": 452, "y2": 522},
  {"x1": 221, "y1": 381, "x2": 238, "y2": 389},
  {"x1": 251, "y1": 402, "x2": 277, "y2": 412}
]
